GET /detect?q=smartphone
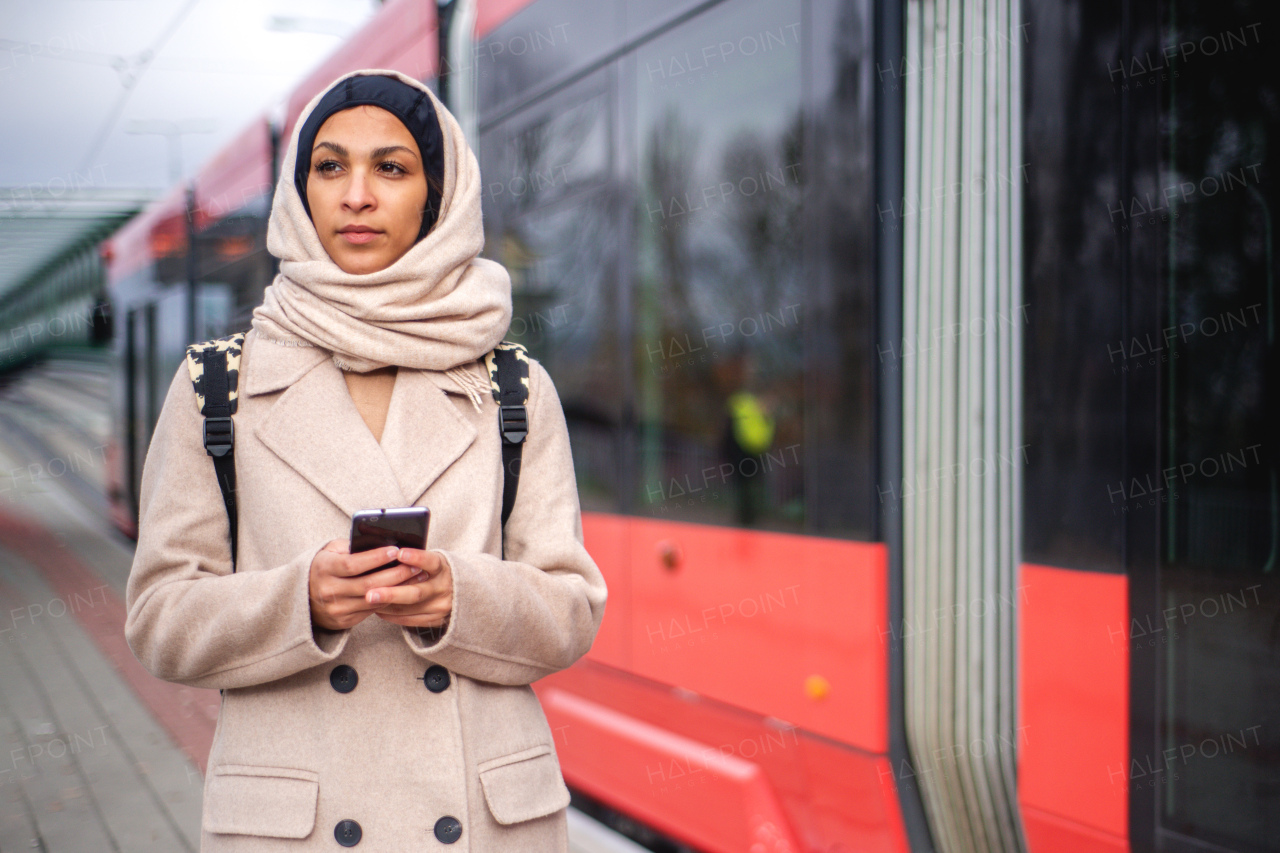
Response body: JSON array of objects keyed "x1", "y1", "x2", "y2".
[{"x1": 349, "y1": 507, "x2": 430, "y2": 573}]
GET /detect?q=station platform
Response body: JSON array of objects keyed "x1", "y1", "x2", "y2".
[{"x1": 0, "y1": 356, "x2": 644, "y2": 852}]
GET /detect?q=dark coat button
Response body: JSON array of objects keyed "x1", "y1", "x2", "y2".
[
  {"x1": 330, "y1": 664, "x2": 358, "y2": 694},
  {"x1": 434, "y1": 816, "x2": 462, "y2": 844},
  {"x1": 334, "y1": 819, "x2": 362, "y2": 846},
  {"x1": 423, "y1": 665, "x2": 451, "y2": 693}
]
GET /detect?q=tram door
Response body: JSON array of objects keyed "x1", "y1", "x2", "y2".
[
  {"x1": 121, "y1": 302, "x2": 161, "y2": 522},
  {"x1": 120, "y1": 282, "x2": 230, "y2": 525}
]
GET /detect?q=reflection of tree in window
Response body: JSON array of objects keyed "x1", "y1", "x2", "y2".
[
  {"x1": 1156, "y1": 1, "x2": 1280, "y2": 847},
  {"x1": 718, "y1": 120, "x2": 804, "y2": 324},
  {"x1": 499, "y1": 197, "x2": 621, "y2": 512},
  {"x1": 508, "y1": 99, "x2": 606, "y2": 218},
  {"x1": 637, "y1": 103, "x2": 805, "y2": 530},
  {"x1": 641, "y1": 106, "x2": 701, "y2": 348}
]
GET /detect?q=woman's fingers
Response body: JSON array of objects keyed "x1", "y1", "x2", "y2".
[
  {"x1": 392, "y1": 547, "x2": 445, "y2": 576},
  {"x1": 364, "y1": 574, "x2": 451, "y2": 607},
  {"x1": 310, "y1": 545, "x2": 451, "y2": 631},
  {"x1": 365, "y1": 579, "x2": 427, "y2": 607},
  {"x1": 341, "y1": 546, "x2": 401, "y2": 577},
  {"x1": 322, "y1": 563, "x2": 420, "y2": 603},
  {"x1": 310, "y1": 543, "x2": 414, "y2": 630},
  {"x1": 358, "y1": 562, "x2": 422, "y2": 589}
]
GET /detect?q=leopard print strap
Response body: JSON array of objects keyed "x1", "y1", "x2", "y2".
[
  {"x1": 184, "y1": 331, "x2": 246, "y2": 415},
  {"x1": 483, "y1": 341, "x2": 531, "y2": 403}
]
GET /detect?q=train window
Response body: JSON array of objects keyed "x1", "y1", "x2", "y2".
[
  {"x1": 805, "y1": 0, "x2": 876, "y2": 538},
  {"x1": 502, "y1": 93, "x2": 609, "y2": 215},
  {"x1": 478, "y1": 0, "x2": 876, "y2": 536},
  {"x1": 482, "y1": 76, "x2": 625, "y2": 513},
  {"x1": 504, "y1": 197, "x2": 624, "y2": 513},
  {"x1": 630, "y1": 0, "x2": 815, "y2": 533},
  {"x1": 475, "y1": 0, "x2": 619, "y2": 118},
  {"x1": 195, "y1": 285, "x2": 232, "y2": 341},
  {"x1": 624, "y1": 0, "x2": 721, "y2": 42},
  {"x1": 1157, "y1": 0, "x2": 1280, "y2": 846},
  {"x1": 195, "y1": 201, "x2": 274, "y2": 331},
  {"x1": 1020, "y1": 0, "x2": 1126, "y2": 573}
]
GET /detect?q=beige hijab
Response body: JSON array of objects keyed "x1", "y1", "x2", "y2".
[{"x1": 250, "y1": 68, "x2": 510, "y2": 407}]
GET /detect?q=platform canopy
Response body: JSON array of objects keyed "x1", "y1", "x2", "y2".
[{"x1": 0, "y1": 187, "x2": 155, "y2": 302}]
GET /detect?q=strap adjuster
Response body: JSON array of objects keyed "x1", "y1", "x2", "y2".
[
  {"x1": 499, "y1": 405, "x2": 527, "y2": 444},
  {"x1": 203, "y1": 416, "x2": 234, "y2": 457}
]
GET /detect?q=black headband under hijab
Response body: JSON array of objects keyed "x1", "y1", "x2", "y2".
[{"x1": 294, "y1": 75, "x2": 446, "y2": 242}]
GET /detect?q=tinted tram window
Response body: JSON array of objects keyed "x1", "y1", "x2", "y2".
[
  {"x1": 195, "y1": 196, "x2": 273, "y2": 331},
  {"x1": 624, "y1": 0, "x2": 722, "y2": 41},
  {"x1": 1157, "y1": 0, "x2": 1280, "y2": 845},
  {"x1": 806, "y1": 0, "x2": 875, "y2": 537},
  {"x1": 479, "y1": 0, "x2": 877, "y2": 536},
  {"x1": 476, "y1": 0, "x2": 619, "y2": 115},
  {"x1": 1021, "y1": 4, "x2": 1126, "y2": 572},
  {"x1": 482, "y1": 79, "x2": 625, "y2": 513},
  {"x1": 630, "y1": 0, "x2": 824, "y2": 534}
]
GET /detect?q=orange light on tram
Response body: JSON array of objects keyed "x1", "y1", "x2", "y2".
[
  {"x1": 216, "y1": 234, "x2": 254, "y2": 260},
  {"x1": 804, "y1": 675, "x2": 831, "y2": 702},
  {"x1": 149, "y1": 228, "x2": 186, "y2": 257}
]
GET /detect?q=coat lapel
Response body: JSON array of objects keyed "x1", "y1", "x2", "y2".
[
  {"x1": 245, "y1": 332, "x2": 478, "y2": 517},
  {"x1": 378, "y1": 368, "x2": 478, "y2": 508},
  {"x1": 254, "y1": 356, "x2": 407, "y2": 517}
]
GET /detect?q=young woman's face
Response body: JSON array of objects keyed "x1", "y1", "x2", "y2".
[{"x1": 306, "y1": 105, "x2": 430, "y2": 275}]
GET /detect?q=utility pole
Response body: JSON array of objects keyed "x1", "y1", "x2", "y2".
[{"x1": 126, "y1": 120, "x2": 214, "y2": 344}]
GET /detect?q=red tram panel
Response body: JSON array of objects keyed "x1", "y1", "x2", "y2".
[
  {"x1": 535, "y1": 514, "x2": 907, "y2": 852},
  {"x1": 1018, "y1": 565, "x2": 1130, "y2": 853}
]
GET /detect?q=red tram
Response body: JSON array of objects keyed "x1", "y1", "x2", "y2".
[{"x1": 103, "y1": 1, "x2": 1280, "y2": 851}]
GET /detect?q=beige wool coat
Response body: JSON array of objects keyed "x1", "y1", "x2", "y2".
[{"x1": 125, "y1": 327, "x2": 607, "y2": 851}]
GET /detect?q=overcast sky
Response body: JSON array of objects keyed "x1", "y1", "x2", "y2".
[{"x1": 0, "y1": 0, "x2": 379, "y2": 191}]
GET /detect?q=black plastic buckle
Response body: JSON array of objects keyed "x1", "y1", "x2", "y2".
[
  {"x1": 499, "y1": 405, "x2": 528, "y2": 444},
  {"x1": 203, "y1": 416, "x2": 235, "y2": 457}
]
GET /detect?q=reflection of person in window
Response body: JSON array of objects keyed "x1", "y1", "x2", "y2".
[{"x1": 719, "y1": 354, "x2": 775, "y2": 526}]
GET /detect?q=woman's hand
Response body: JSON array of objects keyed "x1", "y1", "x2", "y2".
[
  {"x1": 368, "y1": 548, "x2": 453, "y2": 629},
  {"x1": 309, "y1": 539, "x2": 424, "y2": 631}
]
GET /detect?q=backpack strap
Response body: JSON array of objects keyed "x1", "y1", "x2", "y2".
[
  {"x1": 483, "y1": 342, "x2": 531, "y2": 538},
  {"x1": 184, "y1": 331, "x2": 246, "y2": 571}
]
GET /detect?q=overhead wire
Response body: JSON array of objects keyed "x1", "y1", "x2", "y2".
[{"x1": 75, "y1": 0, "x2": 202, "y2": 175}]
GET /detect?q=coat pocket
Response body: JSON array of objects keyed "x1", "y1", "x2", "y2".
[
  {"x1": 477, "y1": 745, "x2": 571, "y2": 825},
  {"x1": 203, "y1": 765, "x2": 320, "y2": 838}
]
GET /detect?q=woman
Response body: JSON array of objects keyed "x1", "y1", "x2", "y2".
[{"x1": 125, "y1": 68, "x2": 607, "y2": 851}]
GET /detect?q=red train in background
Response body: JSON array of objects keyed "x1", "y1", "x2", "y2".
[{"x1": 101, "y1": 1, "x2": 1280, "y2": 852}]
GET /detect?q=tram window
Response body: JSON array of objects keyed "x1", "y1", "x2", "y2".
[
  {"x1": 475, "y1": 0, "x2": 618, "y2": 116},
  {"x1": 196, "y1": 202, "x2": 274, "y2": 330},
  {"x1": 631, "y1": 0, "x2": 820, "y2": 534},
  {"x1": 503, "y1": 94, "x2": 609, "y2": 215},
  {"x1": 482, "y1": 79, "x2": 624, "y2": 513},
  {"x1": 1157, "y1": 0, "x2": 1280, "y2": 846},
  {"x1": 624, "y1": 0, "x2": 720, "y2": 42},
  {"x1": 125, "y1": 306, "x2": 143, "y2": 513},
  {"x1": 153, "y1": 288, "x2": 191, "y2": 394},
  {"x1": 195, "y1": 285, "x2": 232, "y2": 341},
  {"x1": 502, "y1": 197, "x2": 624, "y2": 514},
  {"x1": 1021, "y1": 2, "x2": 1126, "y2": 572},
  {"x1": 805, "y1": 0, "x2": 875, "y2": 538}
]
